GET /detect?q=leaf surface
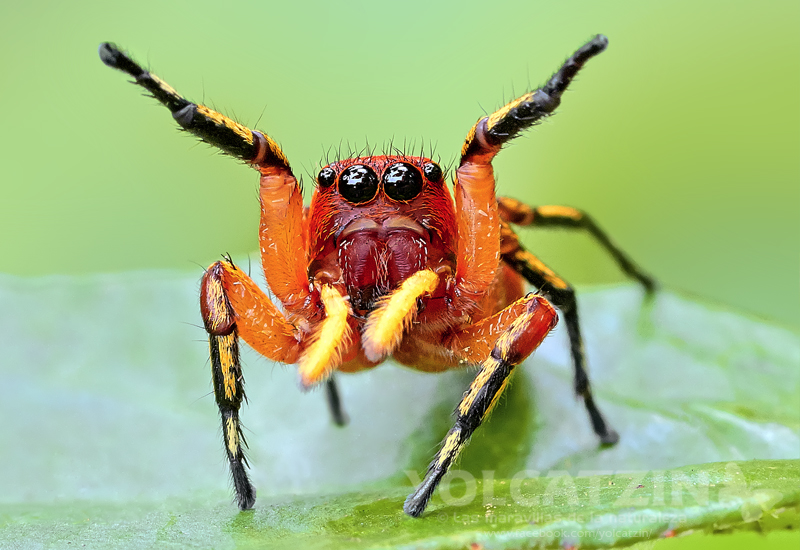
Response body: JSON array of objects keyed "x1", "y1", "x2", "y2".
[{"x1": 0, "y1": 273, "x2": 797, "y2": 548}]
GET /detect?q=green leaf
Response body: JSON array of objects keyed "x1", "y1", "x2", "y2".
[{"x1": 0, "y1": 273, "x2": 797, "y2": 549}]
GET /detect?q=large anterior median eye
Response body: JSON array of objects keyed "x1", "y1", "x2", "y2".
[
  {"x1": 339, "y1": 164, "x2": 379, "y2": 204},
  {"x1": 383, "y1": 162, "x2": 423, "y2": 201}
]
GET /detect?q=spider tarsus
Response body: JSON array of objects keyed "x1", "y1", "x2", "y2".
[
  {"x1": 600, "y1": 429, "x2": 620, "y2": 447},
  {"x1": 98, "y1": 42, "x2": 122, "y2": 68},
  {"x1": 585, "y1": 34, "x2": 608, "y2": 54},
  {"x1": 405, "y1": 463, "x2": 451, "y2": 517},
  {"x1": 639, "y1": 274, "x2": 658, "y2": 295},
  {"x1": 584, "y1": 394, "x2": 620, "y2": 446},
  {"x1": 98, "y1": 42, "x2": 144, "y2": 78},
  {"x1": 231, "y1": 459, "x2": 256, "y2": 510},
  {"x1": 330, "y1": 410, "x2": 349, "y2": 427},
  {"x1": 403, "y1": 476, "x2": 436, "y2": 518},
  {"x1": 403, "y1": 494, "x2": 428, "y2": 518}
]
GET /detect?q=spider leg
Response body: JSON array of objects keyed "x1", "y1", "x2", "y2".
[
  {"x1": 362, "y1": 269, "x2": 439, "y2": 362},
  {"x1": 452, "y1": 35, "x2": 608, "y2": 312},
  {"x1": 460, "y1": 35, "x2": 609, "y2": 164},
  {"x1": 498, "y1": 224, "x2": 619, "y2": 445},
  {"x1": 498, "y1": 198, "x2": 656, "y2": 292},
  {"x1": 404, "y1": 294, "x2": 557, "y2": 517},
  {"x1": 100, "y1": 43, "x2": 312, "y2": 313},
  {"x1": 325, "y1": 377, "x2": 348, "y2": 427},
  {"x1": 200, "y1": 259, "x2": 302, "y2": 510},
  {"x1": 99, "y1": 43, "x2": 289, "y2": 169},
  {"x1": 297, "y1": 285, "x2": 352, "y2": 389}
]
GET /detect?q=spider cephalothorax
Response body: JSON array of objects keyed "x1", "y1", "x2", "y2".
[
  {"x1": 306, "y1": 155, "x2": 457, "y2": 316},
  {"x1": 100, "y1": 35, "x2": 655, "y2": 517}
]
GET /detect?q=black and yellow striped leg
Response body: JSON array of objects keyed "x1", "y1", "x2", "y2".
[
  {"x1": 503, "y1": 246, "x2": 619, "y2": 445},
  {"x1": 325, "y1": 377, "x2": 348, "y2": 427},
  {"x1": 99, "y1": 43, "x2": 291, "y2": 170},
  {"x1": 461, "y1": 35, "x2": 608, "y2": 162},
  {"x1": 201, "y1": 264, "x2": 255, "y2": 510},
  {"x1": 499, "y1": 200, "x2": 656, "y2": 292},
  {"x1": 404, "y1": 296, "x2": 557, "y2": 517},
  {"x1": 403, "y1": 356, "x2": 513, "y2": 517}
]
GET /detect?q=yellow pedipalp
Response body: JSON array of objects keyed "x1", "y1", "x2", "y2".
[
  {"x1": 362, "y1": 270, "x2": 439, "y2": 362},
  {"x1": 298, "y1": 285, "x2": 351, "y2": 388}
]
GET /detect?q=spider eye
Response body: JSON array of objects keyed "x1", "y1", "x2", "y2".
[
  {"x1": 318, "y1": 167, "x2": 336, "y2": 188},
  {"x1": 383, "y1": 162, "x2": 423, "y2": 201},
  {"x1": 422, "y1": 162, "x2": 442, "y2": 182},
  {"x1": 339, "y1": 164, "x2": 379, "y2": 204}
]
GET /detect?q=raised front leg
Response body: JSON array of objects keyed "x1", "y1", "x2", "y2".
[
  {"x1": 404, "y1": 294, "x2": 558, "y2": 517},
  {"x1": 459, "y1": 35, "x2": 608, "y2": 164},
  {"x1": 452, "y1": 35, "x2": 609, "y2": 313},
  {"x1": 99, "y1": 42, "x2": 313, "y2": 315},
  {"x1": 99, "y1": 43, "x2": 289, "y2": 168}
]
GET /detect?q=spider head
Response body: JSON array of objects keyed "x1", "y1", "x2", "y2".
[{"x1": 307, "y1": 155, "x2": 456, "y2": 314}]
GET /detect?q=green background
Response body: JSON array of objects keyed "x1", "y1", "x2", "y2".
[{"x1": 0, "y1": 0, "x2": 797, "y2": 326}]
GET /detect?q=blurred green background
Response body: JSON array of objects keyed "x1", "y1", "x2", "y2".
[{"x1": 1, "y1": 0, "x2": 798, "y2": 326}]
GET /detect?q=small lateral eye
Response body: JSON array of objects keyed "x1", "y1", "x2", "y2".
[
  {"x1": 318, "y1": 166, "x2": 336, "y2": 188},
  {"x1": 339, "y1": 164, "x2": 379, "y2": 204},
  {"x1": 383, "y1": 162, "x2": 423, "y2": 201},
  {"x1": 422, "y1": 162, "x2": 443, "y2": 182}
]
